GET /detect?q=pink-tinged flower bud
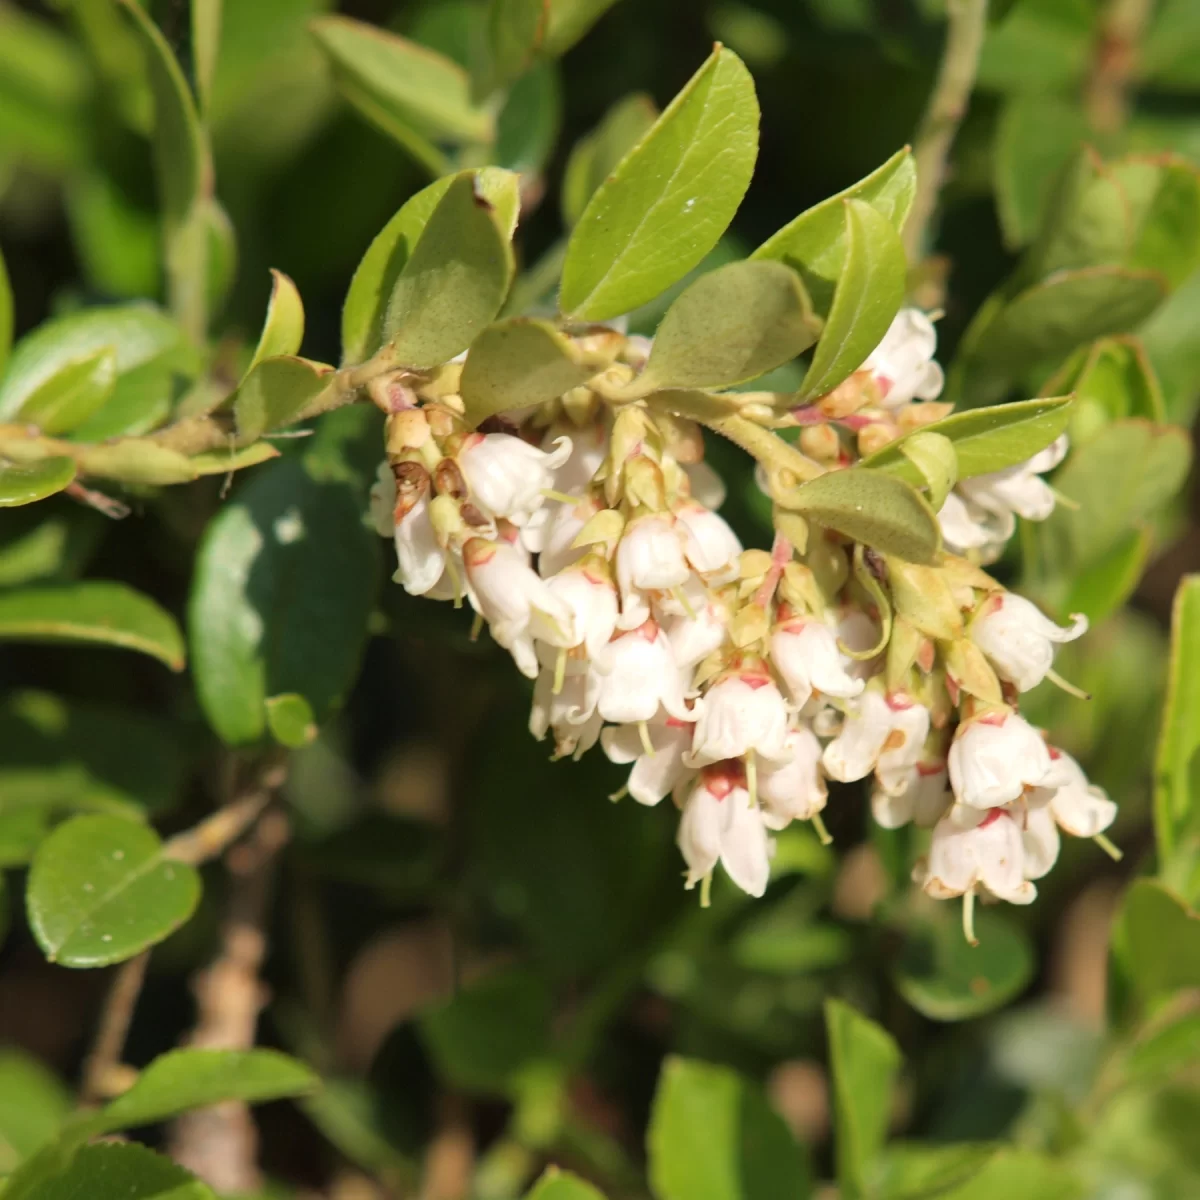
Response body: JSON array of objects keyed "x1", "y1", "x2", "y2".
[
  {"x1": 947, "y1": 709, "x2": 1052, "y2": 809},
  {"x1": 822, "y1": 690, "x2": 927, "y2": 783},
  {"x1": 677, "y1": 762, "x2": 772, "y2": 898},
  {"x1": 686, "y1": 667, "x2": 792, "y2": 767},
  {"x1": 969, "y1": 592, "x2": 1087, "y2": 692},
  {"x1": 871, "y1": 759, "x2": 950, "y2": 829},
  {"x1": 601, "y1": 718, "x2": 693, "y2": 806},
  {"x1": 540, "y1": 558, "x2": 619, "y2": 661},
  {"x1": 861, "y1": 308, "x2": 945, "y2": 409},
  {"x1": 596, "y1": 620, "x2": 692, "y2": 724},
  {"x1": 674, "y1": 502, "x2": 742, "y2": 583},
  {"x1": 770, "y1": 616, "x2": 865, "y2": 709},
  {"x1": 758, "y1": 727, "x2": 827, "y2": 827},
  {"x1": 918, "y1": 806, "x2": 1036, "y2": 904},
  {"x1": 464, "y1": 538, "x2": 576, "y2": 679},
  {"x1": 667, "y1": 599, "x2": 731, "y2": 669},
  {"x1": 457, "y1": 432, "x2": 572, "y2": 525},
  {"x1": 957, "y1": 434, "x2": 1068, "y2": 524},
  {"x1": 615, "y1": 513, "x2": 689, "y2": 630},
  {"x1": 530, "y1": 668, "x2": 602, "y2": 760}
]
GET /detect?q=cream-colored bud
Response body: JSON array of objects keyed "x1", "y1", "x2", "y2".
[
  {"x1": 857, "y1": 422, "x2": 897, "y2": 458},
  {"x1": 896, "y1": 400, "x2": 954, "y2": 431},
  {"x1": 817, "y1": 372, "x2": 871, "y2": 418},
  {"x1": 799, "y1": 423, "x2": 841, "y2": 462},
  {"x1": 428, "y1": 494, "x2": 465, "y2": 547},
  {"x1": 385, "y1": 409, "x2": 430, "y2": 455}
]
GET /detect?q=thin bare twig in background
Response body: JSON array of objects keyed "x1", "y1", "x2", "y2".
[
  {"x1": 419, "y1": 1095, "x2": 474, "y2": 1200},
  {"x1": 80, "y1": 951, "x2": 150, "y2": 1105},
  {"x1": 902, "y1": 0, "x2": 990, "y2": 265},
  {"x1": 1085, "y1": 0, "x2": 1156, "y2": 134}
]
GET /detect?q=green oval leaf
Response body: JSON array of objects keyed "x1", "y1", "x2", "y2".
[
  {"x1": 826, "y1": 998, "x2": 901, "y2": 1198},
  {"x1": 0, "y1": 581, "x2": 185, "y2": 669},
  {"x1": 189, "y1": 441, "x2": 279, "y2": 477},
  {"x1": 0, "y1": 1048, "x2": 71, "y2": 1174},
  {"x1": 894, "y1": 908, "x2": 1034, "y2": 1021},
  {"x1": 16, "y1": 348, "x2": 117, "y2": 435},
  {"x1": 524, "y1": 1168, "x2": 607, "y2": 1200},
  {"x1": 783, "y1": 467, "x2": 941, "y2": 564},
  {"x1": 234, "y1": 355, "x2": 334, "y2": 441},
  {"x1": 26, "y1": 814, "x2": 201, "y2": 967},
  {"x1": 0, "y1": 457, "x2": 77, "y2": 507},
  {"x1": 560, "y1": 46, "x2": 759, "y2": 321},
  {"x1": 460, "y1": 317, "x2": 602, "y2": 427},
  {"x1": 1125, "y1": 1011, "x2": 1200, "y2": 1083},
  {"x1": 1156, "y1": 576, "x2": 1200, "y2": 873},
  {"x1": 861, "y1": 396, "x2": 1073, "y2": 482},
  {"x1": 1114, "y1": 878, "x2": 1200, "y2": 997},
  {"x1": 799, "y1": 198, "x2": 906, "y2": 401},
  {"x1": 189, "y1": 457, "x2": 377, "y2": 745},
  {"x1": 637, "y1": 260, "x2": 818, "y2": 392},
  {"x1": 648, "y1": 1056, "x2": 810, "y2": 1200},
  {"x1": 383, "y1": 171, "x2": 519, "y2": 369},
  {"x1": 19, "y1": 1142, "x2": 216, "y2": 1200},
  {"x1": 1058, "y1": 525, "x2": 1150, "y2": 626},
  {"x1": 561, "y1": 93, "x2": 657, "y2": 227},
  {"x1": 897, "y1": 431, "x2": 957, "y2": 512},
  {"x1": 79, "y1": 440, "x2": 198, "y2": 486},
  {"x1": 265, "y1": 692, "x2": 317, "y2": 748},
  {"x1": 69, "y1": 361, "x2": 174, "y2": 443},
  {"x1": 247, "y1": 269, "x2": 305, "y2": 373},
  {"x1": 752, "y1": 147, "x2": 916, "y2": 316}
]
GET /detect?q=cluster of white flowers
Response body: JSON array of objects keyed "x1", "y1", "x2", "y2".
[{"x1": 368, "y1": 310, "x2": 1114, "y2": 941}]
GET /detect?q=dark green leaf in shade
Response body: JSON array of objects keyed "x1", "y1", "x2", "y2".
[
  {"x1": 647, "y1": 1056, "x2": 811, "y2": 1200},
  {"x1": 0, "y1": 458, "x2": 77, "y2": 507},
  {"x1": 496, "y1": 62, "x2": 562, "y2": 179},
  {"x1": 560, "y1": 47, "x2": 758, "y2": 321},
  {"x1": 752, "y1": 148, "x2": 915, "y2": 315},
  {"x1": 1058, "y1": 525, "x2": 1151, "y2": 626},
  {"x1": 0, "y1": 582, "x2": 185, "y2": 669},
  {"x1": 544, "y1": 0, "x2": 623, "y2": 55},
  {"x1": 1114, "y1": 879, "x2": 1200, "y2": 997},
  {"x1": 825, "y1": 998, "x2": 901, "y2": 1199},
  {"x1": 1141, "y1": 0, "x2": 1200, "y2": 90},
  {"x1": 16, "y1": 1141, "x2": 216, "y2": 1200},
  {"x1": 234, "y1": 355, "x2": 333, "y2": 441},
  {"x1": 26, "y1": 814, "x2": 201, "y2": 967},
  {"x1": 798, "y1": 200, "x2": 906, "y2": 400},
  {"x1": 636, "y1": 261, "x2": 819, "y2": 392},
  {"x1": 189, "y1": 457, "x2": 377, "y2": 745},
  {"x1": 247, "y1": 269, "x2": 305, "y2": 373},
  {"x1": 561, "y1": 93, "x2": 658, "y2": 227},
  {"x1": 894, "y1": 907, "x2": 1034, "y2": 1021},
  {"x1": 524, "y1": 1168, "x2": 607, "y2": 1200},
  {"x1": 265, "y1": 692, "x2": 318, "y2": 748},
  {"x1": 460, "y1": 318, "x2": 603, "y2": 427},
  {"x1": 16, "y1": 349, "x2": 117, "y2": 435}
]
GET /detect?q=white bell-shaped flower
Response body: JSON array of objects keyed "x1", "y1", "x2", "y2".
[
  {"x1": 758, "y1": 727, "x2": 827, "y2": 827},
  {"x1": 547, "y1": 421, "x2": 607, "y2": 495},
  {"x1": 537, "y1": 495, "x2": 602, "y2": 578},
  {"x1": 601, "y1": 718, "x2": 693, "y2": 806},
  {"x1": 667, "y1": 598, "x2": 730, "y2": 669},
  {"x1": 529, "y1": 668, "x2": 602, "y2": 759},
  {"x1": 769, "y1": 614, "x2": 865, "y2": 709},
  {"x1": 677, "y1": 763, "x2": 772, "y2": 898},
  {"x1": 937, "y1": 491, "x2": 1014, "y2": 562},
  {"x1": 595, "y1": 620, "x2": 693, "y2": 724},
  {"x1": 862, "y1": 308, "x2": 945, "y2": 408},
  {"x1": 392, "y1": 494, "x2": 447, "y2": 597},
  {"x1": 970, "y1": 592, "x2": 1087, "y2": 692},
  {"x1": 871, "y1": 759, "x2": 951, "y2": 829},
  {"x1": 875, "y1": 697, "x2": 931, "y2": 795},
  {"x1": 675, "y1": 501, "x2": 742, "y2": 584},
  {"x1": 685, "y1": 460, "x2": 727, "y2": 510},
  {"x1": 947, "y1": 709, "x2": 1052, "y2": 810},
  {"x1": 540, "y1": 557, "x2": 619, "y2": 660},
  {"x1": 464, "y1": 537, "x2": 576, "y2": 679},
  {"x1": 1020, "y1": 804, "x2": 1060, "y2": 881},
  {"x1": 686, "y1": 665, "x2": 792, "y2": 767},
  {"x1": 918, "y1": 806, "x2": 1036, "y2": 905},
  {"x1": 958, "y1": 435, "x2": 1068, "y2": 524},
  {"x1": 458, "y1": 432, "x2": 572, "y2": 525},
  {"x1": 615, "y1": 513, "x2": 690, "y2": 629},
  {"x1": 822, "y1": 689, "x2": 924, "y2": 783},
  {"x1": 1032, "y1": 748, "x2": 1117, "y2": 838}
]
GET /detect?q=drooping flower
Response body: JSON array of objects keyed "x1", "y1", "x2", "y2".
[
  {"x1": 537, "y1": 495, "x2": 602, "y2": 578},
  {"x1": 674, "y1": 501, "x2": 742, "y2": 583},
  {"x1": 529, "y1": 668, "x2": 602, "y2": 760},
  {"x1": 458, "y1": 432, "x2": 572, "y2": 525},
  {"x1": 758, "y1": 726, "x2": 827, "y2": 827},
  {"x1": 667, "y1": 597, "x2": 731, "y2": 669},
  {"x1": 615, "y1": 513, "x2": 689, "y2": 629},
  {"x1": 958, "y1": 435, "x2": 1068, "y2": 524},
  {"x1": 871, "y1": 759, "x2": 951, "y2": 829},
  {"x1": 917, "y1": 806, "x2": 1036, "y2": 905},
  {"x1": 595, "y1": 620, "x2": 693, "y2": 724},
  {"x1": 822, "y1": 689, "x2": 927, "y2": 783},
  {"x1": 936, "y1": 491, "x2": 1014, "y2": 562},
  {"x1": 970, "y1": 592, "x2": 1087, "y2": 692},
  {"x1": 686, "y1": 665, "x2": 792, "y2": 767},
  {"x1": 540, "y1": 555, "x2": 620, "y2": 661},
  {"x1": 1020, "y1": 748, "x2": 1117, "y2": 879},
  {"x1": 862, "y1": 308, "x2": 945, "y2": 409},
  {"x1": 601, "y1": 718, "x2": 693, "y2": 806},
  {"x1": 677, "y1": 762, "x2": 772, "y2": 898},
  {"x1": 769, "y1": 613, "x2": 865, "y2": 709},
  {"x1": 947, "y1": 708, "x2": 1052, "y2": 809}
]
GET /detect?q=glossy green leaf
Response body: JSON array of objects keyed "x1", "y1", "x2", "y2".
[
  {"x1": 648, "y1": 1056, "x2": 810, "y2": 1200},
  {"x1": 0, "y1": 458, "x2": 77, "y2": 507},
  {"x1": 0, "y1": 582, "x2": 185, "y2": 669},
  {"x1": 560, "y1": 47, "x2": 758, "y2": 320},
  {"x1": 310, "y1": 16, "x2": 491, "y2": 147},
  {"x1": 234, "y1": 355, "x2": 333, "y2": 441},
  {"x1": 460, "y1": 318, "x2": 601, "y2": 427},
  {"x1": 190, "y1": 441, "x2": 280, "y2": 477},
  {"x1": 98, "y1": 1049, "x2": 319, "y2": 1131},
  {"x1": 0, "y1": 1049, "x2": 72, "y2": 1174},
  {"x1": 189, "y1": 457, "x2": 377, "y2": 745},
  {"x1": 783, "y1": 467, "x2": 941, "y2": 564},
  {"x1": 753, "y1": 148, "x2": 915, "y2": 315},
  {"x1": 192, "y1": 0, "x2": 222, "y2": 115},
  {"x1": 1155, "y1": 576, "x2": 1200, "y2": 870},
  {"x1": 0, "y1": 247, "x2": 12, "y2": 378},
  {"x1": 1058, "y1": 525, "x2": 1151, "y2": 626},
  {"x1": 524, "y1": 1168, "x2": 607, "y2": 1200},
  {"x1": 862, "y1": 397, "x2": 1072, "y2": 483},
  {"x1": 265, "y1": 692, "x2": 317, "y2": 748},
  {"x1": 0, "y1": 305, "x2": 189, "y2": 421},
  {"x1": 247, "y1": 269, "x2": 305, "y2": 373},
  {"x1": 1115, "y1": 879, "x2": 1200, "y2": 997},
  {"x1": 18, "y1": 1142, "x2": 216, "y2": 1200},
  {"x1": 894, "y1": 908, "x2": 1034, "y2": 1021},
  {"x1": 561, "y1": 93, "x2": 658, "y2": 227},
  {"x1": 78, "y1": 440, "x2": 198, "y2": 486},
  {"x1": 16, "y1": 349, "x2": 117, "y2": 435},
  {"x1": 799, "y1": 200, "x2": 906, "y2": 400},
  {"x1": 826, "y1": 998, "x2": 901, "y2": 1199},
  {"x1": 383, "y1": 172, "x2": 519, "y2": 369},
  {"x1": 26, "y1": 814, "x2": 201, "y2": 967},
  {"x1": 637, "y1": 261, "x2": 818, "y2": 392}
]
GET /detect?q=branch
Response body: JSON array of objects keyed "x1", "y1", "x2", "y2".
[
  {"x1": 902, "y1": 0, "x2": 990, "y2": 264},
  {"x1": 80, "y1": 952, "x2": 150, "y2": 1105},
  {"x1": 704, "y1": 413, "x2": 824, "y2": 484},
  {"x1": 1085, "y1": 0, "x2": 1155, "y2": 134}
]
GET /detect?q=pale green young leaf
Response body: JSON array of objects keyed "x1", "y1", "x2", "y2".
[
  {"x1": 561, "y1": 93, "x2": 658, "y2": 227},
  {"x1": 752, "y1": 148, "x2": 915, "y2": 315},
  {"x1": 0, "y1": 582, "x2": 185, "y2": 669},
  {"x1": 265, "y1": 692, "x2": 318, "y2": 748},
  {"x1": 460, "y1": 318, "x2": 602, "y2": 427},
  {"x1": 234, "y1": 355, "x2": 333, "y2": 441},
  {"x1": 189, "y1": 442, "x2": 280, "y2": 477},
  {"x1": 383, "y1": 172, "x2": 519, "y2": 368},
  {"x1": 923, "y1": 1149, "x2": 1084, "y2": 1200},
  {"x1": 26, "y1": 814, "x2": 201, "y2": 967},
  {"x1": 799, "y1": 199, "x2": 906, "y2": 400},
  {"x1": 524, "y1": 1168, "x2": 607, "y2": 1200},
  {"x1": 647, "y1": 1056, "x2": 811, "y2": 1200},
  {"x1": 16, "y1": 349, "x2": 117, "y2": 435},
  {"x1": 191, "y1": 0, "x2": 222, "y2": 116},
  {"x1": 873, "y1": 1143, "x2": 998, "y2": 1200},
  {"x1": 17, "y1": 1142, "x2": 216, "y2": 1200},
  {"x1": 310, "y1": 16, "x2": 492, "y2": 147},
  {"x1": 0, "y1": 246, "x2": 11, "y2": 378},
  {"x1": 897, "y1": 431, "x2": 956, "y2": 512},
  {"x1": 78, "y1": 440, "x2": 198, "y2": 486},
  {"x1": 826, "y1": 998, "x2": 901, "y2": 1198},
  {"x1": 65, "y1": 362, "x2": 173, "y2": 443},
  {"x1": 0, "y1": 1049, "x2": 72, "y2": 1174},
  {"x1": 637, "y1": 260, "x2": 818, "y2": 392},
  {"x1": 0, "y1": 458, "x2": 77, "y2": 507},
  {"x1": 861, "y1": 397, "x2": 1073, "y2": 482},
  {"x1": 560, "y1": 47, "x2": 758, "y2": 321},
  {"x1": 1155, "y1": 576, "x2": 1200, "y2": 868}
]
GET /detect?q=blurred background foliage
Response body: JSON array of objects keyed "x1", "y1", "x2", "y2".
[{"x1": 3, "y1": 0, "x2": 1200, "y2": 1198}]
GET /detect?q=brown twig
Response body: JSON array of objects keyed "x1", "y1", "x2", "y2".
[
  {"x1": 80, "y1": 951, "x2": 150, "y2": 1105},
  {"x1": 1085, "y1": 0, "x2": 1155, "y2": 134}
]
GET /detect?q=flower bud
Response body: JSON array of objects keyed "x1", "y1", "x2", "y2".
[
  {"x1": 969, "y1": 592, "x2": 1087, "y2": 692},
  {"x1": 856, "y1": 422, "x2": 896, "y2": 458},
  {"x1": 799, "y1": 423, "x2": 841, "y2": 462},
  {"x1": 947, "y1": 709, "x2": 1052, "y2": 809}
]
